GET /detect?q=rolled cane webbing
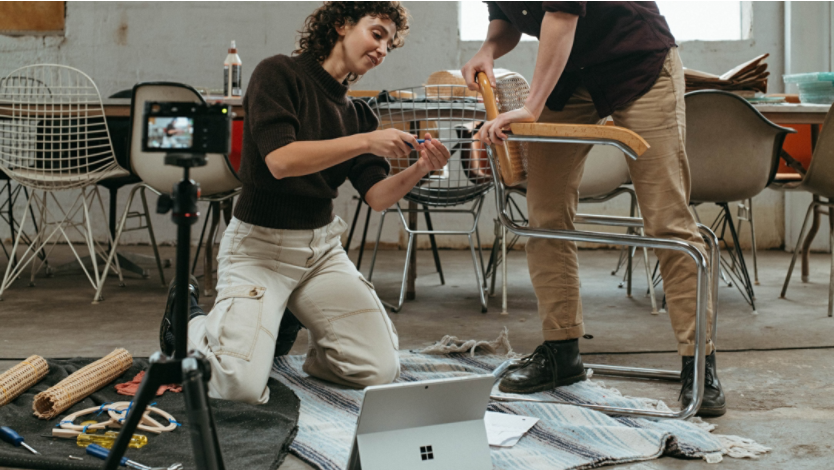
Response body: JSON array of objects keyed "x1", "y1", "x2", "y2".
[
  {"x1": 0, "y1": 355, "x2": 49, "y2": 406},
  {"x1": 477, "y1": 71, "x2": 530, "y2": 187},
  {"x1": 425, "y1": 70, "x2": 480, "y2": 99},
  {"x1": 33, "y1": 349, "x2": 133, "y2": 419}
]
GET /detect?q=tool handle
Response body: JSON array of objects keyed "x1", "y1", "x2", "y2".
[
  {"x1": 87, "y1": 444, "x2": 127, "y2": 466},
  {"x1": 0, "y1": 426, "x2": 24, "y2": 446}
]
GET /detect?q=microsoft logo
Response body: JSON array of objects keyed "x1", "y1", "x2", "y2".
[{"x1": 420, "y1": 445, "x2": 434, "y2": 461}]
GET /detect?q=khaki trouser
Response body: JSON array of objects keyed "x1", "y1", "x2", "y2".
[
  {"x1": 526, "y1": 47, "x2": 714, "y2": 356},
  {"x1": 188, "y1": 216, "x2": 400, "y2": 404}
]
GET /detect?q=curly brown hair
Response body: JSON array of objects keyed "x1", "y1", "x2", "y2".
[{"x1": 294, "y1": 2, "x2": 409, "y2": 81}]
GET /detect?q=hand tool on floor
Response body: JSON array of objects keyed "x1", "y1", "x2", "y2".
[
  {"x1": 76, "y1": 430, "x2": 148, "y2": 449},
  {"x1": 0, "y1": 426, "x2": 39, "y2": 454},
  {"x1": 86, "y1": 443, "x2": 183, "y2": 470}
]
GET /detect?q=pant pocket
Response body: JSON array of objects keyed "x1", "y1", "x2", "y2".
[{"x1": 207, "y1": 285, "x2": 266, "y2": 361}]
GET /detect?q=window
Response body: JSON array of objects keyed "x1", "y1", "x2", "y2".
[
  {"x1": 656, "y1": 2, "x2": 743, "y2": 41},
  {"x1": 459, "y1": 1, "x2": 536, "y2": 42},
  {"x1": 459, "y1": 1, "x2": 745, "y2": 42}
]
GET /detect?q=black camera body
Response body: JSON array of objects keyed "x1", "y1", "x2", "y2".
[{"x1": 142, "y1": 101, "x2": 231, "y2": 154}]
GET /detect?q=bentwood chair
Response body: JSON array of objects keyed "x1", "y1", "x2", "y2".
[
  {"x1": 477, "y1": 72, "x2": 720, "y2": 420},
  {"x1": 367, "y1": 85, "x2": 493, "y2": 312},
  {"x1": 0, "y1": 64, "x2": 130, "y2": 300},
  {"x1": 94, "y1": 82, "x2": 241, "y2": 302},
  {"x1": 685, "y1": 90, "x2": 795, "y2": 314},
  {"x1": 780, "y1": 107, "x2": 834, "y2": 316}
]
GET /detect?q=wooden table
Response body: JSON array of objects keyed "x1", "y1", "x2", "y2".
[{"x1": 753, "y1": 102, "x2": 831, "y2": 281}]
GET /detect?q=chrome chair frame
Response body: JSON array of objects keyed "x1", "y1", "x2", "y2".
[{"x1": 486, "y1": 135, "x2": 719, "y2": 420}]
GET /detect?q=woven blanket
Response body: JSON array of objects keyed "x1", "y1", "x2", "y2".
[{"x1": 271, "y1": 352, "x2": 768, "y2": 470}]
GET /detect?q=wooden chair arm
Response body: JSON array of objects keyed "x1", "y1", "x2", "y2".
[{"x1": 509, "y1": 122, "x2": 651, "y2": 157}]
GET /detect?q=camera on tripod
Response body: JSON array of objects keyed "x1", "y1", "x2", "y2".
[{"x1": 141, "y1": 101, "x2": 232, "y2": 155}]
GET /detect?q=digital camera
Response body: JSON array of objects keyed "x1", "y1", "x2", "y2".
[{"x1": 142, "y1": 101, "x2": 231, "y2": 154}]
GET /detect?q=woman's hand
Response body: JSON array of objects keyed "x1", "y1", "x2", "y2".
[
  {"x1": 477, "y1": 106, "x2": 537, "y2": 145},
  {"x1": 461, "y1": 51, "x2": 496, "y2": 92},
  {"x1": 414, "y1": 133, "x2": 451, "y2": 175},
  {"x1": 366, "y1": 128, "x2": 423, "y2": 158}
]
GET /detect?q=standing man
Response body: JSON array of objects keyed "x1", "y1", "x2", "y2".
[{"x1": 462, "y1": 2, "x2": 725, "y2": 416}]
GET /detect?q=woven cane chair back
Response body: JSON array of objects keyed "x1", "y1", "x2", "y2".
[
  {"x1": 371, "y1": 85, "x2": 492, "y2": 207},
  {"x1": 479, "y1": 71, "x2": 530, "y2": 187},
  {"x1": 0, "y1": 65, "x2": 121, "y2": 190}
]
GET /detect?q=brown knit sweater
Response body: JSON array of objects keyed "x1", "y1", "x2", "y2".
[{"x1": 233, "y1": 53, "x2": 390, "y2": 229}]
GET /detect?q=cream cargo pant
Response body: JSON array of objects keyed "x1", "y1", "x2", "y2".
[
  {"x1": 526, "y1": 47, "x2": 714, "y2": 356},
  {"x1": 188, "y1": 216, "x2": 400, "y2": 404}
]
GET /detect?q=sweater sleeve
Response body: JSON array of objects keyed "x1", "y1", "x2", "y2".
[
  {"x1": 246, "y1": 56, "x2": 302, "y2": 158},
  {"x1": 486, "y1": 2, "x2": 510, "y2": 22},
  {"x1": 543, "y1": 2, "x2": 587, "y2": 17},
  {"x1": 348, "y1": 99, "x2": 390, "y2": 202}
]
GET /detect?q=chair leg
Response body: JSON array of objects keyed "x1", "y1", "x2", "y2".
[
  {"x1": 722, "y1": 203, "x2": 756, "y2": 313},
  {"x1": 501, "y1": 224, "x2": 509, "y2": 315},
  {"x1": 423, "y1": 208, "x2": 444, "y2": 285},
  {"x1": 368, "y1": 210, "x2": 387, "y2": 282},
  {"x1": 0, "y1": 192, "x2": 34, "y2": 300},
  {"x1": 829, "y1": 224, "x2": 833, "y2": 318},
  {"x1": 468, "y1": 233, "x2": 488, "y2": 313},
  {"x1": 356, "y1": 203, "x2": 373, "y2": 271},
  {"x1": 140, "y1": 187, "x2": 166, "y2": 287},
  {"x1": 748, "y1": 198, "x2": 759, "y2": 286},
  {"x1": 781, "y1": 200, "x2": 817, "y2": 298},
  {"x1": 93, "y1": 185, "x2": 144, "y2": 303},
  {"x1": 487, "y1": 219, "x2": 501, "y2": 295},
  {"x1": 384, "y1": 231, "x2": 413, "y2": 313},
  {"x1": 345, "y1": 196, "x2": 363, "y2": 253}
]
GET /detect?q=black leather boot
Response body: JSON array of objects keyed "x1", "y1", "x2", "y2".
[
  {"x1": 680, "y1": 352, "x2": 726, "y2": 417},
  {"x1": 274, "y1": 309, "x2": 305, "y2": 357},
  {"x1": 159, "y1": 275, "x2": 202, "y2": 356},
  {"x1": 499, "y1": 339, "x2": 587, "y2": 394}
]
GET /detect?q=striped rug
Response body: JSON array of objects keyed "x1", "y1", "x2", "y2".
[{"x1": 270, "y1": 353, "x2": 767, "y2": 470}]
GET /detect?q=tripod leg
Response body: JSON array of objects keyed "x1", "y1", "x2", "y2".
[
  {"x1": 104, "y1": 360, "x2": 174, "y2": 470},
  {"x1": 183, "y1": 356, "x2": 225, "y2": 470}
]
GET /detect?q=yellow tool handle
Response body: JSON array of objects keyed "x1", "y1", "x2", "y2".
[{"x1": 76, "y1": 431, "x2": 148, "y2": 449}]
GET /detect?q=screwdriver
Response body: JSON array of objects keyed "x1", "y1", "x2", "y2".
[
  {"x1": 86, "y1": 443, "x2": 152, "y2": 470},
  {"x1": 0, "y1": 426, "x2": 39, "y2": 455},
  {"x1": 77, "y1": 430, "x2": 148, "y2": 449}
]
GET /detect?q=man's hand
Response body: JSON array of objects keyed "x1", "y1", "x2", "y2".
[
  {"x1": 461, "y1": 51, "x2": 496, "y2": 92},
  {"x1": 414, "y1": 133, "x2": 451, "y2": 175},
  {"x1": 477, "y1": 107, "x2": 536, "y2": 145},
  {"x1": 366, "y1": 128, "x2": 424, "y2": 158}
]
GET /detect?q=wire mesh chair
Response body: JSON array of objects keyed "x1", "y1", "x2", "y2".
[
  {"x1": 367, "y1": 85, "x2": 492, "y2": 312},
  {"x1": 0, "y1": 64, "x2": 130, "y2": 300},
  {"x1": 477, "y1": 72, "x2": 720, "y2": 419}
]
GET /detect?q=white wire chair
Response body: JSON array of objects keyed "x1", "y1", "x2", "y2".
[
  {"x1": 0, "y1": 64, "x2": 130, "y2": 300},
  {"x1": 367, "y1": 85, "x2": 492, "y2": 312}
]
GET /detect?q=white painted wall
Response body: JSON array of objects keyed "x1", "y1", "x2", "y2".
[{"x1": 0, "y1": 1, "x2": 828, "y2": 253}]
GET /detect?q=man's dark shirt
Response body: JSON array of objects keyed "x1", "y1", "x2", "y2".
[{"x1": 486, "y1": 1, "x2": 676, "y2": 117}]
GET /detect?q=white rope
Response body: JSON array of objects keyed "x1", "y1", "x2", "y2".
[{"x1": 417, "y1": 327, "x2": 519, "y2": 357}]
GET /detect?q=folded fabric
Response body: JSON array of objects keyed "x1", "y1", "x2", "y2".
[{"x1": 114, "y1": 371, "x2": 182, "y2": 396}]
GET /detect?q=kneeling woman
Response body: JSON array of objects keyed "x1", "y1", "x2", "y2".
[{"x1": 160, "y1": 1, "x2": 450, "y2": 404}]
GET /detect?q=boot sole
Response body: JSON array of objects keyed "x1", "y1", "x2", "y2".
[
  {"x1": 498, "y1": 370, "x2": 588, "y2": 394},
  {"x1": 696, "y1": 404, "x2": 727, "y2": 418}
]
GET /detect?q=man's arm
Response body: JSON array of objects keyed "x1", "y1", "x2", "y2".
[
  {"x1": 461, "y1": 19, "x2": 523, "y2": 90},
  {"x1": 478, "y1": 11, "x2": 578, "y2": 144}
]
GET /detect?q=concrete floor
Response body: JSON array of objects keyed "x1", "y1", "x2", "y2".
[{"x1": 1, "y1": 244, "x2": 833, "y2": 469}]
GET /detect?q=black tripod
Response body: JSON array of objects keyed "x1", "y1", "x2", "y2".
[{"x1": 105, "y1": 153, "x2": 225, "y2": 470}]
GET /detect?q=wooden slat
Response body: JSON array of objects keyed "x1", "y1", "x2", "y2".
[{"x1": 510, "y1": 122, "x2": 650, "y2": 157}]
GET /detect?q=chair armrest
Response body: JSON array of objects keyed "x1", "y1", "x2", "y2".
[{"x1": 509, "y1": 122, "x2": 650, "y2": 157}]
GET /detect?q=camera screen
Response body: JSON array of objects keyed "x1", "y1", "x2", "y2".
[{"x1": 146, "y1": 116, "x2": 194, "y2": 149}]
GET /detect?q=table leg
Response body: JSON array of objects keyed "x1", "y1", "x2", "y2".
[{"x1": 407, "y1": 201, "x2": 417, "y2": 300}]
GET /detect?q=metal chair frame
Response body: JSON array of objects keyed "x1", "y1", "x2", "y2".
[
  {"x1": 368, "y1": 195, "x2": 489, "y2": 312},
  {"x1": 781, "y1": 197, "x2": 834, "y2": 317},
  {"x1": 486, "y1": 135, "x2": 720, "y2": 419},
  {"x1": 0, "y1": 64, "x2": 131, "y2": 300}
]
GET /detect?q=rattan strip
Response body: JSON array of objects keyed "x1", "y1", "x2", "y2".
[
  {"x1": 33, "y1": 349, "x2": 133, "y2": 419},
  {"x1": 0, "y1": 355, "x2": 49, "y2": 406}
]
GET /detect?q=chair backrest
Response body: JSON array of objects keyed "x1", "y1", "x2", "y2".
[
  {"x1": 0, "y1": 64, "x2": 120, "y2": 190},
  {"x1": 129, "y1": 82, "x2": 240, "y2": 196},
  {"x1": 578, "y1": 145, "x2": 631, "y2": 200},
  {"x1": 800, "y1": 108, "x2": 834, "y2": 198},
  {"x1": 685, "y1": 90, "x2": 794, "y2": 203},
  {"x1": 480, "y1": 71, "x2": 530, "y2": 187},
  {"x1": 371, "y1": 85, "x2": 492, "y2": 207}
]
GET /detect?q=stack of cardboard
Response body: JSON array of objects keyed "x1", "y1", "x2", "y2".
[{"x1": 684, "y1": 53, "x2": 769, "y2": 95}]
